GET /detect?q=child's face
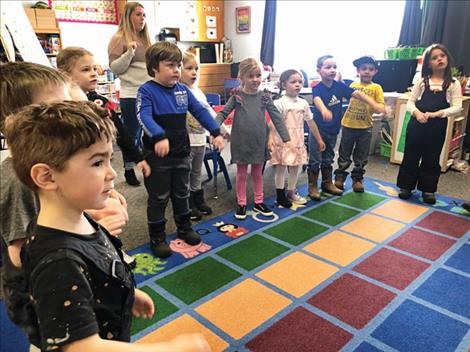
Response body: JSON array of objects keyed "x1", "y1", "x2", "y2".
[
  {"x1": 180, "y1": 59, "x2": 199, "y2": 88},
  {"x1": 428, "y1": 48, "x2": 448, "y2": 72},
  {"x1": 52, "y1": 139, "x2": 116, "y2": 213},
  {"x1": 357, "y1": 64, "x2": 377, "y2": 84},
  {"x1": 283, "y1": 73, "x2": 303, "y2": 97},
  {"x1": 241, "y1": 67, "x2": 262, "y2": 94},
  {"x1": 32, "y1": 83, "x2": 71, "y2": 104},
  {"x1": 70, "y1": 54, "x2": 98, "y2": 93},
  {"x1": 317, "y1": 58, "x2": 337, "y2": 82},
  {"x1": 153, "y1": 60, "x2": 181, "y2": 87}
]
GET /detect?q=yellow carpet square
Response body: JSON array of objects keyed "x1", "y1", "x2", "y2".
[
  {"x1": 256, "y1": 252, "x2": 339, "y2": 297},
  {"x1": 137, "y1": 313, "x2": 229, "y2": 351},
  {"x1": 340, "y1": 214, "x2": 405, "y2": 242},
  {"x1": 303, "y1": 230, "x2": 377, "y2": 266},
  {"x1": 195, "y1": 279, "x2": 291, "y2": 340},
  {"x1": 372, "y1": 199, "x2": 429, "y2": 223}
]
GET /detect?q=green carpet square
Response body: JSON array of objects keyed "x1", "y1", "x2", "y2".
[
  {"x1": 155, "y1": 257, "x2": 241, "y2": 304},
  {"x1": 303, "y1": 203, "x2": 360, "y2": 226},
  {"x1": 130, "y1": 285, "x2": 179, "y2": 335},
  {"x1": 334, "y1": 192, "x2": 386, "y2": 210},
  {"x1": 217, "y1": 234, "x2": 290, "y2": 271},
  {"x1": 264, "y1": 217, "x2": 328, "y2": 245}
]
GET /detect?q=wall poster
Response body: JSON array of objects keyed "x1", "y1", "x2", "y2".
[{"x1": 49, "y1": 0, "x2": 118, "y2": 25}]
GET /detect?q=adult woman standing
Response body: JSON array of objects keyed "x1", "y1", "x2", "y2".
[{"x1": 108, "y1": 2, "x2": 151, "y2": 186}]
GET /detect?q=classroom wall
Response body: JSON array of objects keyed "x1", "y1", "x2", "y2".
[{"x1": 224, "y1": 0, "x2": 264, "y2": 63}]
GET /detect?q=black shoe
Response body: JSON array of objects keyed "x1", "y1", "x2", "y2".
[
  {"x1": 422, "y1": 192, "x2": 436, "y2": 205},
  {"x1": 150, "y1": 240, "x2": 172, "y2": 258},
  {"x1": 177, "y1": 227, "x2": 201, "y2": 245},
  {"x1": 121, "y1": 250, "x2": 136, "y2": 269},
  {"x1": 124, "y1": 169, "x2": 140, "y2": 186},
  {"x1": 235, "y1": 205, "x2": 247, "y2": 220},
  {"x1": 276, "y1": 188, "x2": 292, "y2": 208},
  {"x1": 398, "y1": 188, "x2": 412, "y2": 199},
  {"x1": 189, "y1": 192, "x2": 202, "y2": 221},
  {"x1": 462, "y1": 202, "x2": 470, "y2": 212},
  {"x1": 253, "y1": 203, "x2": 273, "y2": 216},
  {"x1": 193, "y1": 189, "x2": 213, "y2": 215}
]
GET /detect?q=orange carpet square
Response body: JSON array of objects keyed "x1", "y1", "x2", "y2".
[
  {"x1": 195, "y1": 278, "x2": 291, "y2": 340},
  {"x1": 256, "y1": 252, "x2": 339, "y2": 297},
  {"x1": 372, "y1": 199, "x2": 429, "y2": 223},
  {"x1": 137, "y1": 313, "x2": 229, "y2": 351},
  {"x1": 303, "y1": 230, "x2": 377, "y2": 266},
  {"x1": 340, "y1": 214, "x2": 405, "y2": 242}
]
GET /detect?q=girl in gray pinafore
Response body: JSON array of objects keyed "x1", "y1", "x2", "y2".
[{"x1": 216, "y1": 58, "x2": 291, "y2": 220}]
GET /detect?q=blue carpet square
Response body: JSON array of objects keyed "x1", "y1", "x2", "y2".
[
  {"x1": 353, "y1": 342, "x2": 383, "y2": 352},
  {"x1": 413, "y1": 268, "x2": 470, "y2": 319},
  {"x1": 445, "y1": 243, "x2": 470, "y2": 274},
  {"x1": 372, "y1": 300, "x2": 469, "y2": 352}
]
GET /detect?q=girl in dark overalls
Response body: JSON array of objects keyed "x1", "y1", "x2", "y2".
[{"x1": 397, "y1": 44, "x2": 463, "y2": 204}]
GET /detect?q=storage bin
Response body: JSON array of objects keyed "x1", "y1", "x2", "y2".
[{"x1": 380, "y1": 143, "x2": 391, "y2": 158}]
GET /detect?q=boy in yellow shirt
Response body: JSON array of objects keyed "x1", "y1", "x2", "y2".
[{"x1": 334, "y1": 56, "x2": 385, "y2": 192}]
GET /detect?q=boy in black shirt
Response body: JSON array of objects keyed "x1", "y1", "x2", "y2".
[{"x1": 4, "y1": 101, "x2": 209, "y2": 351}]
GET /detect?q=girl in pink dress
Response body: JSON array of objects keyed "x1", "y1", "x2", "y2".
[{"x1": 271, "y1": 69, "x2": 325, "y2": 208}]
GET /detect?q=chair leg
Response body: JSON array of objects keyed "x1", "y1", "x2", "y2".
[
  {"x1": 203, "y1": 158, "x2": 213, "y2": 181},
  {"x1": 212, "y1": 154, "x2": 219, "y2": 198},
  {"x1": 218, "y1": 155, "x2": 232, "y2": 190}
]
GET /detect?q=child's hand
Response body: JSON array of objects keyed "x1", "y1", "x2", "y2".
[
  {"x1": 87, "y1": 197, "x2": 128, "y2": 222},
  {"x1": 137, "y1": 160, "x2": 151, "y2": 177},
  {"x1": 127, "y1": 41, "x2": 138, "y2": 54},
  {"x1": 212, "y1": 136, "x2": 225, "y2": 151},
  {"x1": 133, "y1": 288, "x2": 155, "y2": 319},
  {"x1": 322, "y1": 109, "x2": 333, "y2": 121},
  {"x1": 110, "y1": 189, "x2": 127, "y2": 209},
  {"x1": 96, "y1": 214, "x2": 127, "y2": 236},
  {"x1": 154, "y1": 139, "x2": 170, "y2": 157},
  {"x1": 164, "y1": 334, "x2": 211, "y2": 352},
  {"x1": 415, "y1": 111, "x2": 428, "y2": 124},
  {"x1": 318, "y1": 139, "x2": 326, "y2": 152},
  {"x1": 267, "y1": 134, "x2": 274, "y2": 151}
]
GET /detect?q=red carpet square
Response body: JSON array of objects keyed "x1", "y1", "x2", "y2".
[
  {"x1": 353, "y1": 248, "x2": 430, "y2": 290},
  {"x1": 246, "y1": 307, "x2": 353, "y2": 352},
  {"x1": 308, "y1": 274, "x2": 395, "y2": 329},
  {"x1": 389, "y1": 227, "x2": 455, "y2": 261},
  {"x1": 416, "y1": 211, "x2": 470, "y2": 238}
]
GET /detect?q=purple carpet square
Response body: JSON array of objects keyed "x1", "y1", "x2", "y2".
[{"x1": 372, "y1": 300, "x2": 469, "y2": 352}]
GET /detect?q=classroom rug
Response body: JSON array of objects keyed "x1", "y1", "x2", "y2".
[{"x1": 1, "y1": 177, "x2": 470, "y2": 352}]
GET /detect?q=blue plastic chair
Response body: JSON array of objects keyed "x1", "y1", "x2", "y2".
[
  {"x1": 223, "y1": 78, "x2": 240, "y2": 103},
  {"x1": 203, "y1": 143, "x2": 232, "y2": 198},
  {"x1": 206, "y1": 93, "x2": 221, "y2": 107}
]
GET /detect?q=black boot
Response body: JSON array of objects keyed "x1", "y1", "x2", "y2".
[
  {"x1": 124, "y1": 168, "x2": 140, "y2": 186},
  {"x1": 189, "y1": 192, "x2": 202, "y2": 221},
  {"x1": 193, "y1": 189, "x2": 212, "y2": 215},
  {"x1": 276, "y1": 188, "x2": 292, "y2": 208},
  {"x1": 149, "y1": 221, "x2": 172, "y2": 258},
  {"x1": 175, "y1": 213, "x2": 201, "y2": 245}
]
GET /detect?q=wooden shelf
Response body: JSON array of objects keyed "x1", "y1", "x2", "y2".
[{"x1": 35, "y1": 28, "x2": 60, "y2": 34}]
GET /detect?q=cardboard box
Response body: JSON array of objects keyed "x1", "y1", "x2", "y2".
[
  {"x1": 35, "y1": 9, "x2": 57, "y2": 29},
  {"x1": 25, "y1": 8, "x2": 37, "y2": 28}
]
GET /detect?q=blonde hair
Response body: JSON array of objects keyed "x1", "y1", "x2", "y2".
[
  {"x1": 115, "y1": 2, "x2": 151, "y2": 49},
  {"x1": 0, "y1": 62, "x2": 66, "y2": 133},
  {"x1": 57, "y1": 47, "x2": 93, "y2": 74},
  {"x1": 238, "y1": 57, "x2": 262, "y2": 87},
  {"x1": 5, "y1": 101, "x2": 116, "y2": 190},
  {"x1": 182, "y1": 51, "x2": 198, "y2": 65}
]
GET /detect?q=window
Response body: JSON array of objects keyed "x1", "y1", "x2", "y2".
[{"x1": 274, "y1": 1, "x2": 406, "y2": 81}]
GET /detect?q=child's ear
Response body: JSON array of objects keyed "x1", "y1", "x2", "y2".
[{"x1": 30, "y1": 163, "x2": 58, "y2": 191}]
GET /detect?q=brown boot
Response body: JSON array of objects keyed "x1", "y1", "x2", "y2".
[
  {"x1": 307, "y1": 170, "x2": 321, "y2": 200},
  {"x1": 321, "y1": 167, "x2": 343, "y2": 195},
  {"x1": 352, "y1": 177, "x2": 364, "y2": 193},
  {"x1": 334, "y1": 174, "x2": 346, "y2": 190}
]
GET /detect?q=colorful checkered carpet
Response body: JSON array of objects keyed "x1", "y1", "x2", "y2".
[{"x1": 2, "y1": 177, "x2": 470, "y2": 352}]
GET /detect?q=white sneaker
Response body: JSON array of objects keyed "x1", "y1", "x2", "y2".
[{"x1": 287, "y1": 190, "x2": 307, "y2": 205}]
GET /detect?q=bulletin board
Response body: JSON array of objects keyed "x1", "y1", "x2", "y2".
[{"x1": 48, "y1": 0, "x2": 118, "y2": 25}]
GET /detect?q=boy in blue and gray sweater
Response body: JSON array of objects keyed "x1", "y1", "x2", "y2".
[{"x1": 137, "y1": 42, "x2": 224, "y2": 258}]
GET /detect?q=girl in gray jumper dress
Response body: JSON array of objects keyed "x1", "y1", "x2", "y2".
[{"x1": 216, "y1": 58, "x2": 293, "y2": 220}]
